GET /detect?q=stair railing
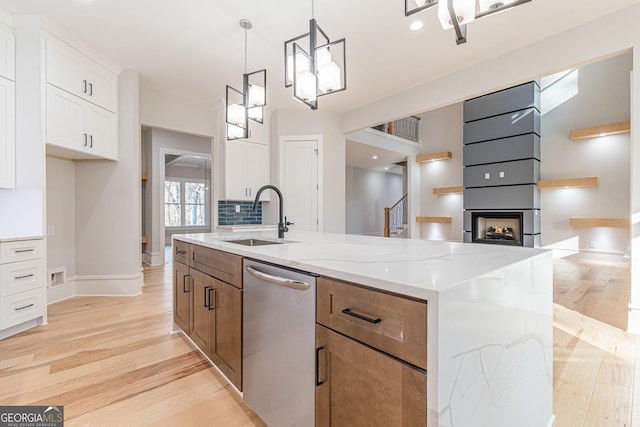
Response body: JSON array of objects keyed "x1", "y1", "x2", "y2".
[{"x1": 384, "y1": 193, "x2": 408, "y2": 237}]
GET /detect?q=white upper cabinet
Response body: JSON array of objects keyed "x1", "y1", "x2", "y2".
[
  {"x1": 46, "y1": 36, "x2": 117, "y2": 113},
  {"x1": 0, "y1": 24, "x2": 15, "y2": 189},
  {"x1": 0, "y1": 25, "x2": 15, "y2": 81},
  {"x1": 46, "y1": 85, "x2": 118, "y2": 161},
  {"x1": 44, "y1": 36, "x2": 119, "y2": 161},
  {"x1": 224, "y1": 140, "x2": 270, "y2": 202}
]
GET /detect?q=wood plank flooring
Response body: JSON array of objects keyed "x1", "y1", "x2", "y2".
[{"x1": 0, "y1": 254, "x2": 635, "y2": 426}]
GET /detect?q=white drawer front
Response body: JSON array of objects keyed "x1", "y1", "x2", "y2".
[
  {"x1": 0, "y1": 287, "x2": 45, "y2": 329},
  {"x1": 0, "y1": 259, "x2": 46, "y2": 297},
  {"x1": 0, "y1": 239, "x2": 45, "y2": 264}
]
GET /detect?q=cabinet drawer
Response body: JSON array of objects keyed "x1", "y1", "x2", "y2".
[
  {"x1": 317, "y1": 277, "x2": 427, "y2": 370},
  {"x1": 0, "y1": 258, "x2": 46, "y2": 297},
  {"x1": 0, "y1": 239, "x2": 45, "y2": 264},
  {"x1": 464, "y1": 159, "x2": 540, "y2": 188},
  {"x1": 191, "y1": 245, "x2": 242, "y2": 288},
  {"x1": 173, "y1": 240, "x2": 190, "y2": 265},
  {"x1": 0, "y1": 287, "x2": 46, "y2": 329}
]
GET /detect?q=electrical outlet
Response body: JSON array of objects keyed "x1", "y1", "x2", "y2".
[
  {"x1": 235, "y1": 205, "x2": 241, "y2": 213},
  {"x1": 499, "y1": 171, "x2": 505, "y2": 178},
  {"x1": 589, "y1": 241, "x2": 596, "y2": 248},
  {"x1": 47, "y1": 226, "x2": 55, "y2": 236},
  {"x1": 484, "y1": 173, "x2": 490, "y2": 179}
]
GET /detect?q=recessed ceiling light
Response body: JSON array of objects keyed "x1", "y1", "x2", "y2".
[
  {"x1": 410, "y1": 20, "x2": 424, "y2": 31},
  {"x1": 384, "y1": 167, "x2": 389, "y2": 170},
  {"x1": 372, "y1": 155, "x2": 378, "y2": 160}
]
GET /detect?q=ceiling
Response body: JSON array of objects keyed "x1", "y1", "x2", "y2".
[
  {"x1": 346, "y1": 140, "x2": 406, "y2": 174},
  {"x1": 0, "y1": 0, "x2": 638, "y2": 115}
]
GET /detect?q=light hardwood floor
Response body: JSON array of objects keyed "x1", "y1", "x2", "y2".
[{"x1": 0, "y1": 256, "x2": 636, "y2": 426}]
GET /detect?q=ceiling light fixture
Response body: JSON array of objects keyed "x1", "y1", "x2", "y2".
[
  {"x1": 284, "y1": 0, "x2": 346, "y2": 110},
  {"x1": 405, "y1": 0, "x2": 531, "y2": 45},
  {"x1": 226, "y1": 19, "x2": 266, "y2": 140}
]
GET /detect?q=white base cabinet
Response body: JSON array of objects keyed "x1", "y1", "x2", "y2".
[{"x1": 0, "y1": 238, "x2": 46, "y2": 335}]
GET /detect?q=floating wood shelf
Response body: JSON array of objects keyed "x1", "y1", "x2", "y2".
[
  {"x1": 433, "y1": 186, "x2": 464, "y2": 195},
  {"x1": 141, "y1": 235, "x2": 148, "y2": 244},
  {"x1": 569, "y1": 121, "x2": 630, "y2": 141},
  {"x1": 141, "y1": 172, "x2": 148, "y2": 181},
  {"x1": 416, "y1": 216, "x2": 452, "y2": 224},
  {"x1": 416, "y1": 151, "x2": 452, "y2": 163},
  {"x1": 536, "y1": 177, "x2": 598, "y2": 189},
  {"x1": 569, "y1": 218, "x2": 629, "y2": 228}
]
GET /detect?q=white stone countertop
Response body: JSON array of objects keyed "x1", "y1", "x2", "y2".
[
  {"x1": 173, "y1": 230, "x2": 549, "y2": 300},
  {"x1": 0, "y1": 235, "x2": 44, "y2": 243}
]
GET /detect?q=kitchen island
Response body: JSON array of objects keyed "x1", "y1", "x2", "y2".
[{"x1": 173, "y1": 230, "x2": 553, "y2": 427}]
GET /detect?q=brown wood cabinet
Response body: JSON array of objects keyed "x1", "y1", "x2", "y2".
[
  {"x1": 172, "y1": 240, "x2": 244, "y2": 391},
  {"x1": 173, "y1": 259, "x2": 191, "y2": 334},
  {"x1": 316, "y1": 277, "x2": 428, "y2": 426}
]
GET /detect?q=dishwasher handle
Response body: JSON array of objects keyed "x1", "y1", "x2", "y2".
[{"x1": 246, "y1": 265, "x2": 310, "y2": 291}]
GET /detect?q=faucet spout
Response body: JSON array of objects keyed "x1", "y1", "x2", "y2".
[{"x1": 252, "y1": 185, "x2": 288, "y2": 239}]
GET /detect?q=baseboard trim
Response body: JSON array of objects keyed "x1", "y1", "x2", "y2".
[
  {"x1": 47, "y1": 279, "x2": 76, "y2": 305},
  {"x1": 143, "y1": 251, "x2": 163, "y2": 266},
  {"x1": 74, "y1": 273, "x2": 143, "y2": 297}
]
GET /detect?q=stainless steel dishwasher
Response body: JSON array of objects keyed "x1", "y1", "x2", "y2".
[{"x1": 243, "y1": 258, "x2": 317, "y2": 427}]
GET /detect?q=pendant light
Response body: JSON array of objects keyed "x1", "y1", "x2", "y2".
[
  {"x1": 284, "y1": 0, "x2": 346, "y2": 110},
  {"x1": 404, "y1": 0, "x2": 531, "y2": 45},
  {"x1": 225, "y1": 19, "x2": 267, "y2": 140}
]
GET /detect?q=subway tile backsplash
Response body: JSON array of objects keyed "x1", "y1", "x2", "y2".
[{"x1": 218, "y1": 201, "x2": 262, "y2": 226}]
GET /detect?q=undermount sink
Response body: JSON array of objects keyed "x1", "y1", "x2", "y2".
[{"x1": 225, "y1": 238, "x2": 285, "y2": 246}]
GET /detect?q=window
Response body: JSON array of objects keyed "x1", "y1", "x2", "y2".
[{"x1": 165, "y1": 180, "x2": 208, "y2": 227}]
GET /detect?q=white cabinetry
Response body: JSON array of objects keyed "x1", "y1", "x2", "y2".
[
  {"x1": 225, "y1": 140, "x2": 270, "y2": 201},
  {"x1": 45, "y1": 36, "x2": 118, "y2": 161},
  {"x1": 0, "y1": 25, "x2": 15, "y2": 189},
  {"x1": 0, "y1": 238, "x2": 46, "y2": 337}
]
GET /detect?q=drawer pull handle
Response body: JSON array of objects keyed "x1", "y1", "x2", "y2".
[
  {"x1": 15, "y1": 274, "x2": 35, "y2": 280},
  {"x1": 15, "y1": 249, "x2": 35, "y2": 253},
  {"x1": 341, "y1": 308, "x2": 381, "y2": 324},
  {"x1": 183, "y1": 274, "x2": 190, "y2": 293},
  {"x1": 315, "y1": 346, "x2": 325, "y2": 386},
  {"x1": 15, "y1": 303, "x2": 35, "y2": 311},
  {"x1": 208, "y1": 288, "x2": 216, "y2": 310},
  {"x1": 176, "y1": 249, "x2": 186, "y2": 255}
]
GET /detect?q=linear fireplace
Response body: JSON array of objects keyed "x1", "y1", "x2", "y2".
[{"x1": 472, "y1": 212, "x2": 524, "y2": 246}]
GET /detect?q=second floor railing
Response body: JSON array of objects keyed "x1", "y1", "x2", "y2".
[{"x1": 373, "y1": 116, "x2": 420, "y2": 143}]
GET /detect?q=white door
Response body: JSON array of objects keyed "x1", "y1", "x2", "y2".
[{"x1": 281, "y1": 139, "x2": 319, "y2": 232}]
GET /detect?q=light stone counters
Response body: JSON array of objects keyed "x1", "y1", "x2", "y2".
[{"x1": 174, "y1": 231, "x2": 554, "y2": 427}]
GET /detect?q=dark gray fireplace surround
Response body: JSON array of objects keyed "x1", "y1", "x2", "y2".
[{"x1": 463, "y1": 82, "x2": 541, "y2": 248}]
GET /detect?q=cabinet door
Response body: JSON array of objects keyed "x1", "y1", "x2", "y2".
[
  {"x1": 85, "y1": 102, "x2": 118, "y2": 160},
  {"x1": 46, "y1": 85, "x2": 84, "y2": 153},
  {"x1": 85, "y1": 60, "x2": 118, "y2": 113},
  {"x1": 211, "y1": 279, "x2": 242, "y2": 390},
  {"x1": 0, "y1": 77, "x2": 15, "y2": 188},
  {"x1": 173, "y1": 261, "x2": 191, "y2": 333},
  {"x1": 316, "y1": 325, "x2": 427, "y2": 427},
  {"x1": 46, "y1": 37, "x2": 86, "y2": 99},
  {"x1": 225, "y1": 139, "x2": 249, "y2": 200},
  {"x1": 245, "y1": 142, "x2": 270, "y2": 202},
  {"x1": 0, "y1": 26, "x2": 15, "y2": 81},
  {"x1": 190, "y1": 269, "x2": 215, "y2": 355}
]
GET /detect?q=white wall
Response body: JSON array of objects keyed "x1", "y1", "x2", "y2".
[
  {"x1": 540, "y1": 54, "x2": 631, "y2": 254},
  {"x1": 139, "y1": 84, "x2": 217, "y2": 138},
  {"x1": 46, "y1": 156, "x2": 75, "y2": 302},
  {"x1": 418, "y1": 104, "x2": 465, "y2": 242},
  {"x1": 73, "y1": 69, "x2": 142, "y2": 295},
  {"x1": 270, "y1": 109, "x2": 346, "y2": 233},
  {"x1": 345, "y1": 167, "x2": 403, "y2": 236}
]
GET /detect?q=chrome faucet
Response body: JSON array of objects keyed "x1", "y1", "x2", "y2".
[{"x1": 252, "y1": 185, "x2": 292, "y2": 239}]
